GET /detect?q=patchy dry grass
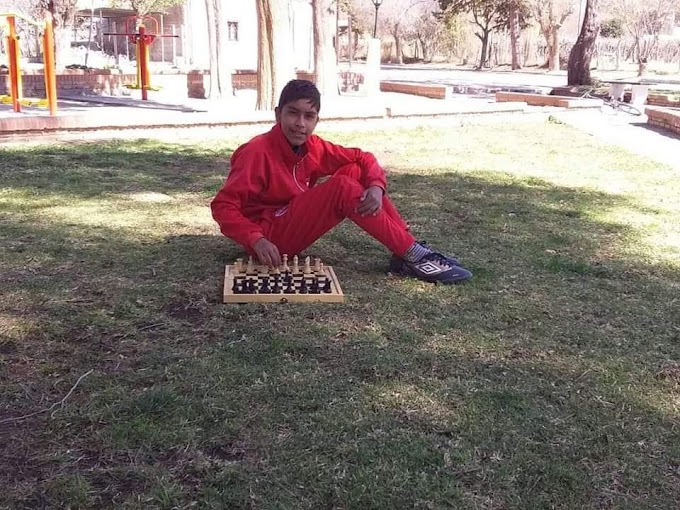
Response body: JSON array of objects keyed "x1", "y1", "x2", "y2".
[{"x1": 1, "y1": 121, "x2": 679, "y2": 509}]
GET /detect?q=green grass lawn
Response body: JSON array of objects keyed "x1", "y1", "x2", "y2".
[{"x1": 1, "y1": 121, "x2": 679, "y2": 509}]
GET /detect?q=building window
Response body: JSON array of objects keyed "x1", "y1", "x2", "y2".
[{"x1": 228, "y1": 21, "x2": 238, "y2": 42}]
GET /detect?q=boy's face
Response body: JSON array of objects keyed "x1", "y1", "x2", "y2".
[{"x1": 275, "y1": 99, "x2": 319, "y2": 147}]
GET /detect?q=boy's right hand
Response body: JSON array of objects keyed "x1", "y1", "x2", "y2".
[{"x1": 253, "y1": 237, "x2": 281, "y2": 268}]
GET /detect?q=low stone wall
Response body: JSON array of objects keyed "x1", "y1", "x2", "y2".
[
  {"x1": 647, "y1": 93, "x2": 680, "y2": 108},
  {"x1": 0, "y1": 69, "x2": 138, "y2": 97},
  {"x1": 0, "y1": 69, "x2": 318, "y2": 99},
  {"x1": 645, "y1": 106, "x2": 680, "y2": 135},
  {"x1": 496, "y1": 91, "x2": 602, "y2": 109},
  {"x1": 380, "y1": 81, "x2": 451, "y2": 99},
  {"x1": 187, "y1": 70, "x2": 318, "y2": 99}
]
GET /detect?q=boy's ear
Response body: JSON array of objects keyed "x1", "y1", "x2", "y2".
[{"x1": 274, "y1": 107, "x2": 281, "y2": 122}]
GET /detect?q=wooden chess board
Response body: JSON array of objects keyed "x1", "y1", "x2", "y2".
[{"x1": 223, "y1": 256, "x2": 344, "y2": 303}]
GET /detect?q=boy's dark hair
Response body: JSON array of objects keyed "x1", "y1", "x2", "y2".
[{"x1": 277, "y1": 79, "x2": 321, "y2": 112}]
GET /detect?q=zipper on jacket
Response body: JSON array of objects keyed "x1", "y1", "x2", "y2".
[{"x1": 293, "y1": 157, "x2": 307, "y2": 192}]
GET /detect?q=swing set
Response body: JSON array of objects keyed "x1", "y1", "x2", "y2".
[{"x1": 1, "y1": 12, "x2": 57, "y2": 115}]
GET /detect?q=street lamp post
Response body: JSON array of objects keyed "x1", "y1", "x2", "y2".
[{"x1": 372, "y1": 0, "x2": 383, "y2": 39}]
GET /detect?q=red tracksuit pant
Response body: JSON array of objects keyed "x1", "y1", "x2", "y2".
[{"x1": 262, "y1": 163, "x2": 416, "y2": 257}]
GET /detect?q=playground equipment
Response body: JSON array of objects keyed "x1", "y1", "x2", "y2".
[
  {"x1": 106, "y1": 16, "x2": 176, "y2": 101},
  {"x1": 0, "y1": 12, "x2": 57, "y2": 115}
]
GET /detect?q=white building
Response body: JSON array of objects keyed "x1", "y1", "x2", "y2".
[{"x1": 75, "y1": 0, "x2": 315, "y2": 72}]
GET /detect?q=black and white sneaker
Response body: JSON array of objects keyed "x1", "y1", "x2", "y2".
[{"x1": 391, "y1": 251, "x2": 472, "y2": 284}]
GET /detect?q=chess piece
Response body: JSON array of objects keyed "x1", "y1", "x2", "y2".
[
  {"x1": 310, "y1": 277, "x2": 320, "y2": 294},
  {"x1": 235, "y1": 258, "x2": 243, "y2": 273},
  {"x1": 323, "y1": 279, "x2": 332, "y2": 293},
  {"x1": 299, "y1": 278, "x2": 308, "y2": 294},
  {"x1": 314, "y1": 257, "x2": 321, "y2": 272},
  {"x1": 260, "y1": 277, "x2": 271, "y2": 294},
  {"x1": 232, "y1": 279, "x2": 240, "y2": 294},
  {"x1": 246, "y1": 256, "x2": 254, "y2": 273},
  {"x1": 281, "y1": 254, "x2": 289, "y2": 272},
  {"x1": 284, "y1": 279, "x2": 295, "y2": 294},
  {"x1": 293, "y1": 255, "x2": 299, "y2": 273},
  {"x1": 304, "y1": 256, "x2": 311, "y2": 274}
]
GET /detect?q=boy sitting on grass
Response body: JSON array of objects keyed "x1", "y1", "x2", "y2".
[{"x1": 211, "y1": 79, "x2": 472, "y2": 284}]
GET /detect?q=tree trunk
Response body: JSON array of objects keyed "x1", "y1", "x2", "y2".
[
  {"x1": 549, "y1": 26, "x2": 559, "y2": 71},
  {"x1": 256, "y1": 0, "x2": 295, "y2": 110},
  {"x1": 567, "y1": 0, "x2": 600, "y2": 86},
  {"x1": 392, "y1": 24, "x2": 403, "y2": 65},
  {"x1": 312, "y1": 0, "x2": 338, "y2": 97},
  {"x1": 205, "y1": 0, "x2": 233, "y2": 99},
  {"x1": 509, "y1": 4, "x2": 521, "y2": 70},
  {"x1": 635, "y1": 37, "x2": 648, "y2": 77},
  {"x1": 256, "y1": 0, "x2": 274, "y2": 110},
  {"x1": 477, "y1": 30, "x2": 490, "y2": 70},
  {"x1": 394, "y1": 36, "x2": 403, "y2": 64},
  {"x1": 419, "y1": 36, "x2": 430, "y2": 63}
]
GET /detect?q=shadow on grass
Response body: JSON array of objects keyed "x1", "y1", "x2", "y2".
[
  {"x1": 0, "y1": 139, "x2": 234, "y2": 200},
  {"x1": 1, "y1": 146, "x2": 679, "y2": 508}
]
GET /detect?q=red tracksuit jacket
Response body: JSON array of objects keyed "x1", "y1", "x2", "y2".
[{"x1": 211, "y1": 123, "x2": 387, "y2": 250}]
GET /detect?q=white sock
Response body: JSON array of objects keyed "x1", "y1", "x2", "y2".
[{"x1": 402, "y1": 242, "x2": 432, "y2": 263}]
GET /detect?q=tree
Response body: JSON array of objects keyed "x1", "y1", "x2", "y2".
[
  {"x1": 438, "y1": 0, "x2": 512, "y2": 69},
  {"x1": 609, "y1": 0, "x2": 680, "y2": 76},
  {"x1": 36, "y1": 0, "x2": 78, "y2": 69},
  {"x1": 312, "y1": 0, "x2": 338, "y2": 96},
  {"x1": 600, "y1": 18, "x2": 624, "y2": 39},
  {"x1": 378, "y1": 0, "x2": 408, "y2": 64},
  {"x1": 256, "y1": 0, "x2": 296, "y2": 110},
  {"x1": 567, "y1": 0, "x2": 600, "y2": 85},
  {"x1": 407, "y1": 0, "x2": 443, "y2": 63},
  {"x1": 529, "y1": 0, "x2": 575, "y2": 71},
  {"x1": 204, "y1": 0, "x2": 233, "y2": 99},
  {"x1": 508, "y1": 0, "x2": 522, "y2": 69}
]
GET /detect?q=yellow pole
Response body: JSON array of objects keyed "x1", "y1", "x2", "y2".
[
  {"x1": 138, "y1": 25, "x2": 149, "y2": 100},
  {"x1": 43, "y1": 18, "x2": 58, "y2": 115},
  {"x1": 7, "y1": 15, "x2": 21, "y2": 112},
  {"x1": 135, "y1": 39, "x2": 142, "y2": 88}
]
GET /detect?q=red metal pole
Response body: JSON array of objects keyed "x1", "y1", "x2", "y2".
[
  {"x1": 43, "y1": 18, "x2": 58, "y2": 115},
  {"x1": 7, "y1": 16, "x2": 21, "y2": 113},
  {"x1": 138, "y1": 25, "x2": 148, "y2": 100}
]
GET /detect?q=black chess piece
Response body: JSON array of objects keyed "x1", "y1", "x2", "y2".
[
  {"x1": 298, "y1": 278, "x2": 308, "y2": 294},
  {"x1": 310, "y1": 277, "x2": 320, "y2": 294},
  {"x1": 232, "y1": 279, "x2": 240, "y2": 294},
  {"x1": 260, "y1": 277, "x2": 271, "y2": 294},
  {"x1": 284, "y1": 279, "x2": 295, "y2": 294},
  {"x1": 248, "y1": 279, "x2": 257, "y2": 294},
  {"x1": 323, "y1": 279, "x2": 332, "y2": 293}
]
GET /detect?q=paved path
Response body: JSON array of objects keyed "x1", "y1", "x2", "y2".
[
  {"x1": 555, "y1": 110, "x2": 680, "y2": 170},
  {"x1": 2, "y1": 66, "x2": 679, "y2": 172}
]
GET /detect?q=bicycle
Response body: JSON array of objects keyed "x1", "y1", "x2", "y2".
[{"x1": 580, "y1": 87, "x2": 643, "y2": 116}]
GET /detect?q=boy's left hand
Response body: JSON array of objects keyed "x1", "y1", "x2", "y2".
[{"x1": 356, "y1": 185, "x2": 384, "y2": 217}]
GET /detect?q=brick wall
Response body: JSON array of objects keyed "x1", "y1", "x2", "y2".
[
  {"x1": 380, "y1": 81, "x2": 451, "y2": 99},
  {"x1": 0, "y1": 69, "x2": 136, "y2": 96},
  {"x1": 645, "y1": 106, "x2": 680, "y2": 135},
  {"x1": 647, "y1": 93, "x2": 680, "y2": 108},
  {"x1": 187, "y1": 70, "x2": 319, "y2": 99}
]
